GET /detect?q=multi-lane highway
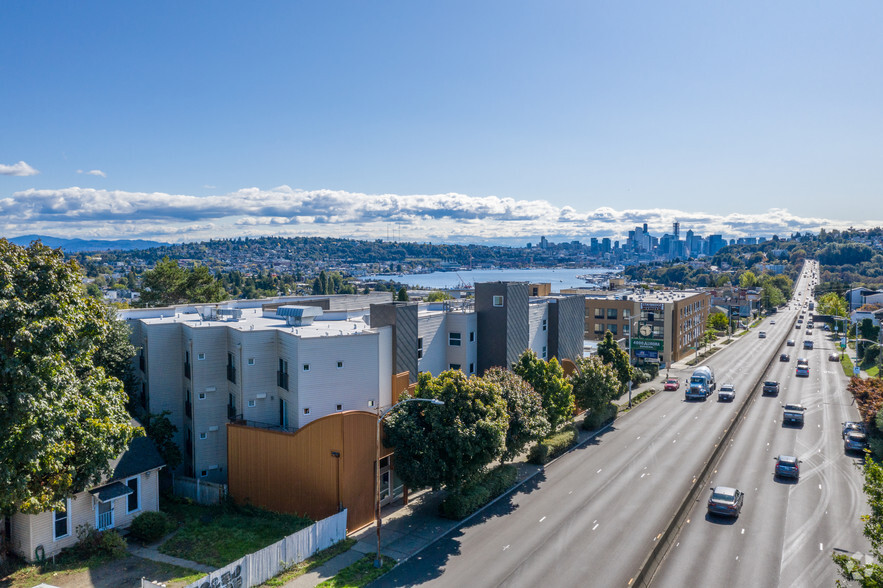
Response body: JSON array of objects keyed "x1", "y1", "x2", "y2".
[{"x1": 377, "y1": 261, "x2": 868, "y2": 587}]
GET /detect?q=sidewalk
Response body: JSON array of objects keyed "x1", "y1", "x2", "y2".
[{"x1": 282, "y1": 334, "x2": 738, "y2": 587}]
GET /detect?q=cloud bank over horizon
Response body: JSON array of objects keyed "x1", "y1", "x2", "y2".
[{"x1": 1, "y1": 185, "x2": 877, "y2": 246}]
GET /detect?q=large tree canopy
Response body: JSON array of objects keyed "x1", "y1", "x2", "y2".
[
  {"x1": 597, "y1": 330, "x2": 633, "y2": 391},
  {"x1": 571, "y1": 356, "x2": 622, "y2": 415},
  {"x1": 139, "y1": 256, "x2": 226, "y2": 306},
  {"x1": 0, "y1": 240, "x2": 136, "y2": 515},
  {"x1": 482, "y1": 367, "x2": 549, "y2": 463},
  {"x1": 383, "y1": 370, "x2": 507, "y2": 490},
  {"x1": 512, "y1": 350, "x2": 574, "y2": 432}
]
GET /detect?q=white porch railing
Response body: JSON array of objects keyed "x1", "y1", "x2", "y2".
[{"x1": 97, "y1": 509, "x2": 113, "y2": 530}]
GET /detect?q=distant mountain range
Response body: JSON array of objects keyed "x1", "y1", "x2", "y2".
[{"x1": 6, "y1": 234, "x2": 166, "y2": 252}]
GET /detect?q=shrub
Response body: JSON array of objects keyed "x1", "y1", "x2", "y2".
[
  {"x1": 73, "y1": 524, "x2": 128, "y2": 559},
  {"x1": 441, "y1": 465, "x2": 517, "y2": 519},
  {"x1": 129, "y1": 511, "x2": 173, "y2": 544},
  {"x1": 643, "y1": 362, "x2": 660, "y2": 380},
  {"x1": 582, "y1": 403, "x2": 617, "y2": 431},
  {"x1": 527, "y1": 425, "x2": 578, "y2": 465}
]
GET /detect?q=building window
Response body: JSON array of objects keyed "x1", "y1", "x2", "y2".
[
  {"x1": 198, "y1": 392, "x2": 206, "y2": 400},
  {"x1": 336, "y1": 404, "x2": 343, "y2": 411},
  {"x1": 247, "y1": 358, "x2": 255, "y2": 366},
  {"x1": 594, "y1": 308, "x2": 604, "y2": 319},
  {"x1": 469, "y1": 363, "x2": 474, "y2": 373},
  {"x1": 53, "y1": 499, "x2": 71, "y2": 540},
  {"x1": 449, "y1": 332, "x2": 461, "y2": 346},
  {"x1": 278, "y1": 358, "x2": 289, "y2": 390},
  {"x1": 542, "y1": 319, "x2": 547, "y2": 331},
  {"x1": 247, "y1": 399, "x2": 256, "y2": 408},
  {"x1": 200, "y1": 470, "x2": 208, "y2": 478},
  {"x1": 368, "y1": 400, "x2": 375, "y2": 407},
  {"x1": 608, "y1": 324, "x2": 618, "y2": 335},
  {"x1": 449, "y1": 364, "x2": 461, "y2": 371},
  {"x1": 303, "y1": 408, "x2": 311, "y2": 415},
  {"x1": 493, "y1": 295, "x2": 504, "y2": 307},
  {"x1": 594, "y1": 323, "x2": 604, "y2": 334},
  {"x1": 337, "y1": 361, "x2": 344, "y2": 369},
  {"x1": 417, "y1": 337, "x2": 423, "y2": 359},
  {"x1": 126, "y1": 477, "x2": 140, "y2": 513},
  {"x1": 303, "y1": 364, "x2": 310, "y2": 371},
  {"x1": 197, "y1": 353, "x2": 206, "y2": 360},
  {"x1": 199, "y1": 432, "x2": 207, "y2": 440},
  {"x1": 607, "y1": 308, "x2": 618, "y2": 320}
]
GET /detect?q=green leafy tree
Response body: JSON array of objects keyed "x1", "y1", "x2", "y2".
[
  {"x1": 139, "y1": 257, "x2": 225, "y2": 306},
  {"x1": 818, "y1": 292, "x2": 848, "y2": 318},
  {"x1": 739, "y1": 270, "x2": 758, "y2": 288},
  {"x1": 0, "y1": 240, "x2": 136, "y2": 515},
  {"x1": 833, "y1": 456, "x2": 883, "y2": 586},
  {"x1": 512, "y1": 350, "x2": 574, "y2": 432},
  {"x1": 144, "y1": 411, "x2": 182, "y2": 471},
  {"x1": 707, "y1": 312, "x2": 729, "y2": 332},
  {"x1": 425, "y1": 290, "x2": 452, "y2": 302},
  {"x1": 597, "y1": 330, "x2": 633, "y2": 391},
  {"x1": 482, "y1": 368, "x2": 550, "y2": 463},
  {"x1": 760, "y1": 283, "x2": 785, "y2": 311},
  {"x1": 714, "y1": 274, "x2": 732, "y2": 287},
  {"x1": 571, "y1": 356, "x2": 621, "y2": 416},
  {"x1": 383, "y1": 370, "x2": 507, "y2": 490},
  {"x1": 397, "y1": 287, "x2": 409, "y2": 301}
]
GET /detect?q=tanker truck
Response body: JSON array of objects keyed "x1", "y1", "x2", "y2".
[{"x1": 686, "y1": 366, "x2": 716, "y2": 400}]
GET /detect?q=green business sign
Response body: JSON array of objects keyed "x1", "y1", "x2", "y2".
[{"x1": 632, "y1": 338, "x2": 664, "y2": 351}]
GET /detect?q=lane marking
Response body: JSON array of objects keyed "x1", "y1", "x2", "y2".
[
  {"x1": 539, "y1": 516, "x2": 546, "y2": 523},
  {"x1": 820, "y1": 543, "x2": 824, "y2": 551},
  {"x1": 503, "y1": 545, "x2": 510, "y2": 551},
  {"x1": 641, "y1": 473, "x2": 646, "y2": 478},
  {"x1": 597, "y1": 469, "x2": 602, "y2": 474},
  {"x1": 741, "y1": 528, "x2": 745, "y2": 534},
  {"x1": 592, "y1": 523, "x2": 599, "y2": 531}
]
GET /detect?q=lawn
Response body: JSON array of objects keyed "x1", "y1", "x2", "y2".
[
  {"x1": 0, "y1": 552, "x2": 203, "y2": 588},
  {"x1": 316, "y1": 554, "x2": 396, "y2": 588},
  {"x1": 260, "y1": 538, "x2": 356, "y2": 586},
  {"x1": 160, "y1": 498, "x2": 313, "y2": 568}
]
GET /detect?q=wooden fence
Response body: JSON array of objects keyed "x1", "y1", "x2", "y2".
[{"x1": 172, "y1": 475, "x2": 227, "y2": 505}]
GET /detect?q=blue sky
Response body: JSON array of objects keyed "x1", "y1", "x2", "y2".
[{"x1": 2, "y1": 1, "x2": 882, "y2": 245}]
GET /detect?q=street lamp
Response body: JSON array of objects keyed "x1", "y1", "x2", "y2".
[
  {"x1": 627, "y1": 312, "x2": 640, "y2": 408},
  {"x1": 375, "y1": 397, "x2": 444, "y2": 568}
]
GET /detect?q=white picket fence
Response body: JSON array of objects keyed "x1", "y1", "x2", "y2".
[
  {"x1": 175, "y1": 509, "x2": 348, "y2": 588},
  {"x1": 172, "y1": 475, "x2": 227, "y2": 505}
]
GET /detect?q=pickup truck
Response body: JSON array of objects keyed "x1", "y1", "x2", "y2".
[{"x1": 763, "y1": 381, "x2": 780, "y2": 395}]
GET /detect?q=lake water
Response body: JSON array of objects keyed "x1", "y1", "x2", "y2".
[{"x1": 364, "y1": 267, "x2": 620, "y2": 290}]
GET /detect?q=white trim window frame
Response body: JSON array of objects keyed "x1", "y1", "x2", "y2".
[{"x1": 53, "y1": 498, "x2": 72, "y2": 541}]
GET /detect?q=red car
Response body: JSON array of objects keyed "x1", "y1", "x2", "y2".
[{"x1": 664, "y1": 378, "x2": 680, "y2": 391}]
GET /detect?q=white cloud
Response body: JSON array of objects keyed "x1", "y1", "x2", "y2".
[
  {"x1": 76, "y1": 169, "x2": 107, "y2": 177},
  {"x1": 0, "y1": 161, "x2": 39, "y2": 176},
  {"x1": 1, "y1": 185, "x2": 879, "y2": 244}
]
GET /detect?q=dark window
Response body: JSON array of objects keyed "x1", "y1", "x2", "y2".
[
  {"x1": 607, "y1": 308, "x2": 618, "y2": 320},
  {"x1": 449, "y1": 333, "x2": 461, "y2": 346},
  {"x1": 226, "y1": 353, "x2": 236, "y2": 384},
  {"x1": 469, "y1": 331, "x2": 475, "y2": 342},
  {"x1": 417, "y1": 337, "x2": 423, "y2": 359},
  {"x1": 127, "y1": 478, "x2": 139, "y2": 513},
  {"x1": 53, "y1": 501, "x2": 69, "y2": 539},
  {"x1": 449, "y1": 363, "x2": 461, "y2": 371}
]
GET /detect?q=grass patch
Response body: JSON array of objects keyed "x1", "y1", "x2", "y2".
[
  {"x1": 618, "y1": 389, "x2": 656, "y2": 413},
  {"x1": 0, "y1": 553, "x2": 203, "y2": 588},
  {"x1": 317, "y1": 554, "x2": 396, "y2": 588},
  {"x1": 261, "y1": 538, "x2": 356, "y2": 587},
  {"x1": 160, "y1": 498, "x2": 313, "y2": 568},
  {"x1": 867, "y1": 365, "x2": 880, "y2": 377},
  {"x1": 841, "y1": 354, "x2": 855, "y2": 377}
]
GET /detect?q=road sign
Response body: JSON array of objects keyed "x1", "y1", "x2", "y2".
[{"x1": 854, "y1": 366, "x2": 861, "y2": 376}]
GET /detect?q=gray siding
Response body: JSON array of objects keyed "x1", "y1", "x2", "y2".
[{"x1": 549, "y1": 295, "x2": 585, "y2": 362}]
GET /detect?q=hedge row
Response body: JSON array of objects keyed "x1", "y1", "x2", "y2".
[
  {"x1": 441, "y1": 464, "x2": 518, "y2": 520},
  {"x1": 527, "y1": 425, "x2": 579, "y2": 465},
  {"x1": 581, "y1": 403, "x2": 617, "y2": 431}
]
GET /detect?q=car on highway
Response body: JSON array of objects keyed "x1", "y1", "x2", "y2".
[
  {"x1": 780, "y1": 353, "x2": 790, "y2": 362},
  {"x1": 770, "y1": 320, "x2": 776, "y2": 325},
  {"x1": 782, "y1": 403, "x2": 806, "y2": 425},
  {"x1": 824, "y1": 324, "x2": 831, "y2": 331},
  {"x1": 804, "y1": 340, "x2": 814, "y2": 349},
  {"x1": 774, "y1": 455, "x2": 801, "y2": 479},
  {"x1": 796, "y1": 364, "x2": 810, "y2": 377},
  {"x1": 718, "y1": 383, "x2": 736, "y2": 402},
  {"x1": 787, "y1": 339, "x2": 796, "y2": 346},
  {"x1": 806, "y1": 329, "x2": 813, "y2": 335},
  {"x1": 707, "y1": 486, "x2": 744, "y2": 517},
  {"x1": 763, "y1": 381, "x2": 780, "y2": 395},
  {"x1": 829, "y1": 353, "x2": 840, "y2": 362},
  {"x1": 758, "y1": 331, "x2": 767, "y2": 338},
  {"x1": 663, "y1": 378, "x2": 680, "y2": 391},
  {"x1": 795, "y1": 324, "x2": 801, "y2": 330},
  {"x1": 845, "y1": 431, "x2": 869, "y2": 454},
  {"x1": 843, "y1": 421, "x2": 866, "y2": 438}
]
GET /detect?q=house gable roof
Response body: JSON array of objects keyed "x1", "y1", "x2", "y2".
[{"x1": 107, "y1": 427, "x2": 165, "y2": 482}]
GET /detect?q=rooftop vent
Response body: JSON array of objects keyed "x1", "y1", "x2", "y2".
[
  {"x1": 277, "y1": 305, "x2": 322, "y2": 326},
  {"x1": 217, "y1": 307, "x2": 243, "y2": 321}
]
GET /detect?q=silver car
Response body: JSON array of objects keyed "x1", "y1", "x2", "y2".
[{"x1": 718, "y1": 384, "x2": 736, "y2": 402}]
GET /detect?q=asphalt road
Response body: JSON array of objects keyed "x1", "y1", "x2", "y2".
[
  {"x1": 376, "y1": 265, "x2": 851, "y2": 587},
  {"x1": 652, "y1": 262, "x2": 869, "y2": 587}
]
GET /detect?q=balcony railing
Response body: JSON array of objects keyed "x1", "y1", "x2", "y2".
[
  {"x1": 97, "y1": 510, "x2": 113, "y2": 531},
  {"x1": 277, "y1": 370, "x2": 289, "y2": 390},
  {"x1": 226, "y1": 365, "x2": 237, "y2": 384},
  {"x1": 229, "y1": 417, "x2": 297, "y2": 434},
  {"x1": 184, "y1": 361, "x2": 191, "y2": 379},
  {"x1": 185, "y1": 400, "x2": 192, "y2": 419}
]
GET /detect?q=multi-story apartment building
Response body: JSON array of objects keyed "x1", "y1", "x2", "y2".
[{"x1": 563, "y1": 288, "x2": 711, "y2": 366}]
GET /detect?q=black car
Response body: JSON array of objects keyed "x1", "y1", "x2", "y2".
[
  {"x1": 780, "y1": 353, "x2": 790, "y2": 362},
  {"x1": 763, "y1": 381, "x2": 780, "y2": 395},
  {"x1": 708, "y1": 486, "x2": 744, "y2": 517},
  {"x1": 787, "y1": 339, "x2": 796, "y2": 347}
]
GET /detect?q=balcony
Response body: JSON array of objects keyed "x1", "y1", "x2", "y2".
[
  {"x1": 184, "y1": 361, "x2": 191, "y2": 379},
  {"x1": 277, "y1": 370, "x2": 289, "y2": 391},
  {"x1": 185, "y1": 400, "x2": 192, "y2": 419},
  {"x1": 226, "y1": 365, "x2": 237, "y2": 384}
]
